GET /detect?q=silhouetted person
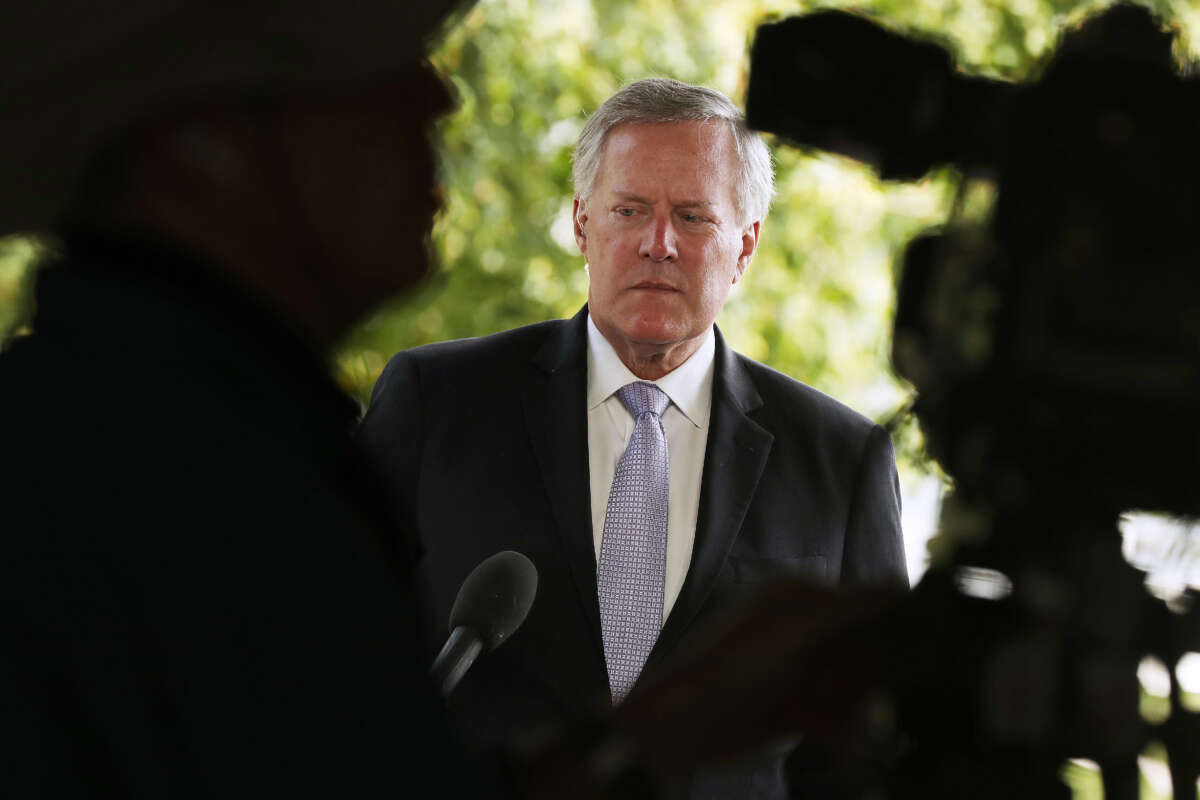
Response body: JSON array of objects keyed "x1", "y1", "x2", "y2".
[{"x1": 0, "y1": 2, "x2": 503, "y2": 796}]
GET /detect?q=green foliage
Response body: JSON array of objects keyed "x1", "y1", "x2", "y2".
[
  {"x1": 0, "y1": 235, "x2": 44, "y2": 345},
  {"x1": 340, "y1": 0, "x2": 1200, "y2": 459},
  {"x1": 6, "y1": 0, "x2": 1200, "y2": 477}
]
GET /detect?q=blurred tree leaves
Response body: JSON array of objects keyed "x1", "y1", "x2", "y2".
[
  {"x1": 6, "y1": 0, "x2": 1200, "y2": 481},
  {"x1": 328, "y1": 0, "x2": 1200, "y2": 578},
  {"x1": 0, "y1": 235, "x2": 43, "y2": 343},
  {"x1": 337, "y1": 0, "x2": 1200, "y2": 451}
]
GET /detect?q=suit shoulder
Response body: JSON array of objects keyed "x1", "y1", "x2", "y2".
[
  {"x1": 383, "y1": 318, "x2": 565, "y2": 373},
  {"x1": 735, "y1": 352, "x2": 880, "y2": 435}
]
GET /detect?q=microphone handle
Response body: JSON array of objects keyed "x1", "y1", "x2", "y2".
[{"x1": 431, "y1": 626, "x2": 483, "y2": 696}]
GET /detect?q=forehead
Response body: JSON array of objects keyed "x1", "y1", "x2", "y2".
[{"x1": 595, "y1": 120, "x2": 739, "y2": 203}]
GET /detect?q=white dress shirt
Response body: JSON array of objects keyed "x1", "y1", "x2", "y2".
[{"x1": 586, "y1": 314, "x2": 715, "y2": 623}]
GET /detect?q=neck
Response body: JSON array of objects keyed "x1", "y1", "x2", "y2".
[
  {"x1": 94, "y1": 125, "x2": 352, "y2": 351},
  {"x1": 103, "y1": 203, "x2": 346, "y2": 352}
]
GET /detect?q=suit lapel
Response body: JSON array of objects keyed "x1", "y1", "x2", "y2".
[
  {"x1": 522, "y1": 308, "x2": 605, "y2": 658},
  {"x1": 647, "y1": 327, "x2": 774, "y2": 668},
  {"x1": 522, "y1": 316, "x2": 773, "y2": 689}
]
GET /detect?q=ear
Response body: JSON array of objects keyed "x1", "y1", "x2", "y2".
[
  {"x1": 573, "y1": 195, "x2": 588, "y2": 256},
  {"x1": 732, "y1": 220, "x2": 761, "y2": 284}
]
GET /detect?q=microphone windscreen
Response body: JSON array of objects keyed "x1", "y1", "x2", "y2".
[{"x1": 448, "y1": 550, "x2": 538, "y2": 651}]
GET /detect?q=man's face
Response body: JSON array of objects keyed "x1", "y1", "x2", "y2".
[
  {"x1": 278, "y1": 62, "x2": 454, "y2": 314},
  {"x1": 574, "y1": 120, "x2": 759, "y2": 364}
]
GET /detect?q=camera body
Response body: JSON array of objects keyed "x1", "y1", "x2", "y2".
[
  {"x1": 746, "y1": 7, "x2": 1200, "y2": 798},
  {"x1": 748, "y1": 3, "x2": 1200, "y2": 518}
]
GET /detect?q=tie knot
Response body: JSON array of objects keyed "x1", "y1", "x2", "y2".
[{"x1": 616, "y1": 381, "x2": 669, "y2": 420}]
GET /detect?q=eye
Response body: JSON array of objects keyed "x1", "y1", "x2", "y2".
[
  {"x1": 617, "y1": 207, "x2": 636, "y2": 217},
  {"x1": 680, "y1": 212, "x2": 705, "y2": 224}
]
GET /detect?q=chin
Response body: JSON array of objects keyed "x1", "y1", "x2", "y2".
[
  {"x1": 619, "y1": 317, "x2": 693, "y2": 347},
  {"x1": 614, "y1": 297, "x2": 682, "y2": 332}
]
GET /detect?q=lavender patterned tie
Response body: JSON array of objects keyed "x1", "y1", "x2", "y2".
[{"x1": 597, "y1": 381, "x2": 670, "y2": 704}]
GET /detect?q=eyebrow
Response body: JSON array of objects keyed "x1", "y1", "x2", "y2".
[{"x1": 611, "y1": 191, "x2": 716, "y2": 209}]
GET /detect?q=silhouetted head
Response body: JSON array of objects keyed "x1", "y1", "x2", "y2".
[{"x1": 0, "y1": 1, "x2": 469, "y2": 347}]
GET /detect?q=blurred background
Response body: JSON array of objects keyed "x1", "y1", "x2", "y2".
[
  {"x1": 4, "y1": 0, "x2": 1200, "y2": 575},
  {"x1": 3, "y1": 5, "x2": 1199, "y2": 792},
  {"x1": 5, "y1": 0, "x2": 1200, "y2": 587}
]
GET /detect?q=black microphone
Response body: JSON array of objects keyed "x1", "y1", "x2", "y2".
[{"x1": 431, "y1": 550, "x2": 538, "y2": 696}]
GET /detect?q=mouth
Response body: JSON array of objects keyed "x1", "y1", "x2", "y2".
[
  {"x1": 425, "y1": 184, "x2": 445, "y2": 223},
  {"x1": 410, "y1": 183, "x2": 443, "y2": 231},
  {"x1": 630, "y1": 280, "x2": 679, "y2": 292}
]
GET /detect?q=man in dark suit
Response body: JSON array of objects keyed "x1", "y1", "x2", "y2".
[{"x1": 359, "y1": 78, "x2": 907, "y2": 798}]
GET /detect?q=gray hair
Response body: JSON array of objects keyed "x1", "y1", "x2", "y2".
[{"x1": 572, "y1": 77, "x2": 774, "y2": 225}]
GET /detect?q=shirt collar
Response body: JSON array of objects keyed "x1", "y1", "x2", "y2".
[{"x1": 586, "y1": 313, "x2": 715, "y2": 428}]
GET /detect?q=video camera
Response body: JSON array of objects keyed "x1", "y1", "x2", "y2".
[
  {"x1": 748, "y1": 3, "x2": 1200, "y2": 517},
  {"x1": 745, "y1": 5, "x2": 1200, "y2": 798}
]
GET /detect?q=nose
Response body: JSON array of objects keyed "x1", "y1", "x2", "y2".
[{"x1": 639, "y1": 214, "x2": 678, "y2": 262}]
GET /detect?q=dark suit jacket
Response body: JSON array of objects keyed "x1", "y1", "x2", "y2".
[
  {"x1": 1, "y1": 233, "x2": 498, "y2": 799},
  {"x1": 358, "y1": 306, "x2": 907, "y2": 799}
]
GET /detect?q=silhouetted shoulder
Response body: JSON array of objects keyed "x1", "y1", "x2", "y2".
[
  {"x1": 371, "y1": 316, "x2": 574, "y2": 399},
  {"x1": 400, "y1": 318, "x2": 564, "y2": 367}
]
